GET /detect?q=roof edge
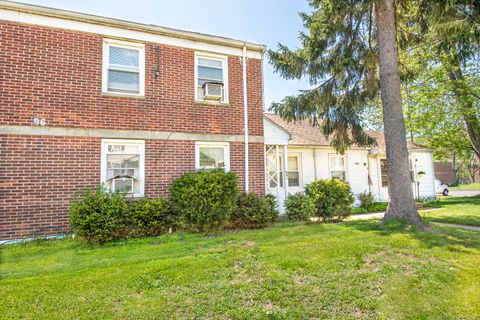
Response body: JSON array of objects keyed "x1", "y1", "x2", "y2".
[
  {"x1": 0, "y1": 0, "x2": 265, "y2": 52},
  {"x1": 263, "y1": 115, "x2": 293, "y2": 140}
]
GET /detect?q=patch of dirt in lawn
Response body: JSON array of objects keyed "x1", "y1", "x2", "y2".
[{"x1": 241, "y1": 240, "x2": 257, "y2": 248}]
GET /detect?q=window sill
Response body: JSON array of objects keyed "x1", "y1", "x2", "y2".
[
  {"x1": 101, "y1": 92, "x2": 145, "y2": 99},
  {"x1": 193, "y1": 100, "x2": 230, "y2": 107}
]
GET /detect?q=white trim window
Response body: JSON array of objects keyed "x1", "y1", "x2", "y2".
[
  {"x1": 329, "y1": 154, "x2": 347, "y2": 181},
  {"x1": 380, "y1": 158, "x2": 389, "y2": 187},
  {"x1": 195, "y1": 53, "x2": 228, "y2": 102},
  {"x1": 287, "y1": 155, "x2": 301, "y2": 187},
  {"x1": 101, "y1": 139, "x2": 145, "y2": 197},
  {"x1": 195, "y1": 142, "x2": 230, "y2": 171},
  {"x1": 102, "y1": 39, "x2": 145, "y2": 96}
]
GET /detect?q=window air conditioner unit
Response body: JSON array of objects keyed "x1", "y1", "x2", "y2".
[
  {"x1": 203, "y1": 82, "x2": 223, "y2": 100},
  {"x1": 113, "y1": 177, "x2": 134, "y2": 193}
]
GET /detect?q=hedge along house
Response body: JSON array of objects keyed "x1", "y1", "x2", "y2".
[
  {"x1": 0, "y1": 1, "x2": 266, "y2": 240},
  {"x1": 263, "y1": 114, "x2": 437, "y2": 209}
]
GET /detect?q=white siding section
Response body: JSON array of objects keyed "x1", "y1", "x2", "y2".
[
  {"x1": 345, "y1": 150, "x2": 370, "y2": 196},
  {"x1": 412, "y1": 151, "x2": 436, "y2": 199},
  {"x1": 263, "y1": 118, "x2": 290, "y2": 145},
  {"x1": 286, "y1": 147, "x2": 370, "y2": 196}
]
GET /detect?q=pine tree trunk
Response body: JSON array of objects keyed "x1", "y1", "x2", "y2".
[{"x1": 375, "y1": 0, "x2": 424, "y2": 227}]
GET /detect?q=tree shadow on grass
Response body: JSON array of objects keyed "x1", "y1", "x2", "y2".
[
  {"x1": 342, "y1": 219, "x2": 480, "y2": 252},
  {"x1": 425, "y1": 195, "x2": 480, "y2": 208}
]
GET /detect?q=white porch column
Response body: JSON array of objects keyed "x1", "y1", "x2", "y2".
[
  {"x1": 275, "y1": 145, "x2": 281, "y2": 205},
  {"x1": 283, "y1": 145, "x2": 288, "y2": 201}
]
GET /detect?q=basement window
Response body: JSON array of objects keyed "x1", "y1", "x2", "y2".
[
  {"x1": 102, "y1": 39, "x2": 145, "y2": 96},
  {"x1": 101, "y1": 140, "x2": 145, "y2": 197}
]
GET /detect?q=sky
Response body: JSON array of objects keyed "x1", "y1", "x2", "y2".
[{"x1": 15, "y1": 0, "x2": 312, "y2": 108}]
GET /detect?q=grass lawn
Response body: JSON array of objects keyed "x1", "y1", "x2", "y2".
[
  {"x1": 2, "y1": 202, "x2": 480, "y2": 319},
  {"x1": 450, "y1": 183, "x2": 480, "y2": 191},
  {"x1": 422, "y1": 195, "x2": 480, "y2": 227}
]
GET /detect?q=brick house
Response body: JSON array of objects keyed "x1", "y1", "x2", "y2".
[{"x1": 0, "y1": 2, "x2": 266, "y2": 240}]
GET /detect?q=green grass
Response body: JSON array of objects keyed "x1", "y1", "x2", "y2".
[
  {"x1": 1, "y1": 199, "x2": 480, "y2": 319},
  {"x1": 422, "y1": 196, "x2": 480, "y2": 227},
  {"x1": 450, "y1": 183, "x2": 480, "y2": 191}
]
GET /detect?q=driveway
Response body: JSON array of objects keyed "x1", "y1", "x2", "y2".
[{"x1": 449, "y1": 190, "x2": 480, "y2": 197}]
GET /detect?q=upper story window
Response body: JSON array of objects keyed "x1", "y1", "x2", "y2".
[
  {"x1": 329, "y1": 154, "x2": 347, "y2": 181},
  {"x1": 195, "y1": 142, "x2": 230, "y2": 171},
  {"x1": 195, "y1": 53, "x2": 228, "y2": 103},
  {"x1": 102, "y1": 39, "x2": 145, "y2": 96},
  {"x1": 101, "y1": 139, "x2": 145, "y2": 197}
]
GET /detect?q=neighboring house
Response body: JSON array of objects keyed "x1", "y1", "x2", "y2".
[
  {"x1": 263, "y1": 114, "x2": 436, "y2": 208},
  {"x1": 434, "y1": 162, "x2": 457, "y2": 185},
  {"x1": 0, "y1": 2, "x2": 266, "y2": 240}
]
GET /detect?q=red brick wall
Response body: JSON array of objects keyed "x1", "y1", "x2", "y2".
[
  {"x1": 0, "y1": 136, "x2": 265, "y2": 240},
  {"x1": 434, "y1": 162, "x2": 456, "y2": 185},
  {"x1": 0, "y1": 21, "x2": 266, "y2": 240},
  {"x1": 0, "y1": 21, "x2": 264, "y2": 136}
]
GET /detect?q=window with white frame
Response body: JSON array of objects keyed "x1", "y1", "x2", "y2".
[
  {"x1": 380, "y1": 159, "x2": 388, "y2": 187},
  {"x1": 287, "y1": 155, "x2": 300, "y2": 187},
  {"x1": 329, "y1": 154, "x2": 346, "y2": 181},
  {"x1": 195, "y1": 53, "x2": 228, "y2": 102},
  {"x1": 102, "y1": 39, "x2": 145, "y2": 95},
  {"x1": 101, "y1": 140, "x2": 145, "y2": 196},
  {"x1": 195, "y1": 142, "x2": 230, "y2": 171}
]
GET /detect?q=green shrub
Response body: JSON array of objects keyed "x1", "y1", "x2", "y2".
[
  {"x1": 128, "y1": 197, "x2": 178, "y2": 237},
  {"x1": 367, "y1": 202, "x2": 388, "y2": 212},
  {"x1": 69, "y1": 187, "x2": 128, "y2": 244},
  {"x1": 231, "y1": 192, "x2": 279, "y2": 228},
  {"x1": 285, "y1": 192, "x2": 316, "y2": 222},
  {"x1": 352, "y1": 202, "x2": 388, "y2": 214},
  {"x1": 305, "y1": 179, "x2": 354, "y2": 221},
  {"x1": 358, "y1": 191, "x2": 375, "y2": 209},
  {"x1": 169, "y1": 169, "x2": 239, "y2": 232}
]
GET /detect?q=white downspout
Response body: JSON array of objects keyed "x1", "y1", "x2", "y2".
[
  {"x1": 242, "y1": 44, "x2": 249, "y2": 193},
  {"x1": 283, "y1": 145, "x2": 289, "y2": 201}
]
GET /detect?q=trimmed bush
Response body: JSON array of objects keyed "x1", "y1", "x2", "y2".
[
  {"x1": 352, "y1": 202, "x2": 388, "y2": 214},
  {"x1": 358, "y1": 191, "x2": 375, "y2": 209},
  {"x1": 169, "y1": 169, "x2": 239, "y2": 232},
  {"x1": 285, "y1": 192, "x2": 316, "y2": 222},
  {"x1": 70, "y1": 187, "x2": 128, "y2": 244},
  {"x1": 367, "y1": 202, "x2": 388, "y2": 212},
  {"x1": 305, "y1": 179, "x2": 354, "y2": 221},
  {"x1": 128, "y1": 197, "x2": 178, "y2": 237},
  {"x1": 231, "y1": 192, "x2": 279, "y2": 228}
]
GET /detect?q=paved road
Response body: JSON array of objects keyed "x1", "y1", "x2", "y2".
[{"x1": 449, "y1": 190, "x2": 480, "y2": 197}]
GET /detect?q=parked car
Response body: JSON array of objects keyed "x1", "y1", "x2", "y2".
[{"x1": 435, "y1": 179, "x2": 449, "y2": 196}]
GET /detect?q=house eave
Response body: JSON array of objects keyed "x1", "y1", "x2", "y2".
[{"x1": 0, "y1": 0, "x2": 266, "y2": 53}]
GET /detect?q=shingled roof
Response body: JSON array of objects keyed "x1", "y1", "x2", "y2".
[{"x1": 264, "y1": 113, "x2": 431, "y2": 153}]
